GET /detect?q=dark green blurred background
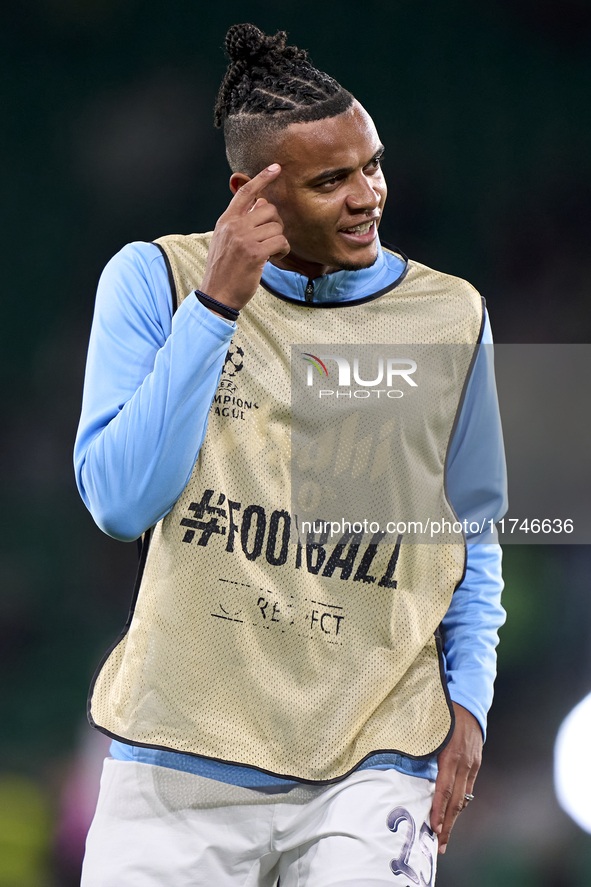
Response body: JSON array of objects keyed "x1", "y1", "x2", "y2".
[{"x1": 2, "y1": 0, "x2": 591, "y2": 883}]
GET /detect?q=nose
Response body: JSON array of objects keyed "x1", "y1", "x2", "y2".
[{"x1": 346, "y1": 169, "x2": 383, "y2": 211}]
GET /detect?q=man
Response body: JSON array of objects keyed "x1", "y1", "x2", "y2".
[{"x1": 75, "y1": 23, "x2": 506, "y2": 886}]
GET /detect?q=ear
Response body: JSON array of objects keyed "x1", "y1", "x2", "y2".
[{"x1": 229, "y1": 172, "x2": 252, "y2": 195}]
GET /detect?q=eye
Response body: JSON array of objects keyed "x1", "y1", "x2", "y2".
[
  {"x1": 318, "y1": 173, "x2": 346, "y2": 189},
  {"x1": 365, "y1": 155, "x2": 383, "y2": 172}
]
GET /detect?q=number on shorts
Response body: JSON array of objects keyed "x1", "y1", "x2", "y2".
[
  {"x1": 387, "y1": 807, "x2": 419, "y2": 884},
  {"x1": 418, "y1": 822, "x2": 436, "y2": 887}
]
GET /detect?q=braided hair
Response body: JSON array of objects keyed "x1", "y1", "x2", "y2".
[{"x1": 215, "y1": 24, "x2": 353, "y2": 174}]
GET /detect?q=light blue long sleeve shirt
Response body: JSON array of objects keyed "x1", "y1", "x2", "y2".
[{"x1": 74, "y1": 240, "x2": 507, "y2": 787}]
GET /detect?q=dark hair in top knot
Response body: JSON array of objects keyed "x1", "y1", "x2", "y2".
[
  {"x1": 214, "y1": 24, "x2": 354, "y2": 175},
  {"x1": 225, "y1": 22, "x2": 280, "y2": 63}
]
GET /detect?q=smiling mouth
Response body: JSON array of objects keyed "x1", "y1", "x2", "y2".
[
  {"x1": 344, "y1": 220, "x2": 373, "y2": 234},
  {"x1": 339, "y1": 219, "x2": 378, "y2": 239}
]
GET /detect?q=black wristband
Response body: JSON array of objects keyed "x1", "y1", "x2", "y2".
[{"x1": 195, "y1": 290, "x2": 240, "y2": 321}]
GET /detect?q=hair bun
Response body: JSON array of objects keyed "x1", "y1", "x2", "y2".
[{"x1": 225, "y1": 23, "x2": 268, "y2": 63}]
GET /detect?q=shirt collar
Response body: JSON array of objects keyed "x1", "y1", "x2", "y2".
[{"x1": 260, "y1": 239, "x2": 406, "y2": 304}]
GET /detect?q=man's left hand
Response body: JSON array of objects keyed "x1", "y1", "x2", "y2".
[{"x1": 431, "y1": 702, "x2": 482, "y2": 855}]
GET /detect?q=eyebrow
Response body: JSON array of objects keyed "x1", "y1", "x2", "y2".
[{"x1": 307, "y1": 145, "x2": 385, "y2": 186}]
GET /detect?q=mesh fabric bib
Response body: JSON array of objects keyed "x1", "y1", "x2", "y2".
[{"x1": 89, "y1": 233, "x2": 484, "y2": 783}]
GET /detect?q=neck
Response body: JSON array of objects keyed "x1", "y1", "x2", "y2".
[{"x1": 269, "y1": 253, "x2": 339, "y2": 279}]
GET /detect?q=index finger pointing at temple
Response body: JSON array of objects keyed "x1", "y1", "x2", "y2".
[{"x1": 232, "y1": 164, "x2": 281, "y2": 213}]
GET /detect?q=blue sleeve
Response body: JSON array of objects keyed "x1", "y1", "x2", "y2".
[
  {"x1": 442, "y1": 310, "x2": 508, "y2": 740},
  {"x1": 73, "y1": 242, "x2": 235, "y2": 542}
]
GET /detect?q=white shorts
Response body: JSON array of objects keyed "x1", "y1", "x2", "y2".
[{"x1": 81, "y1": 758, "x2": 437, "y2": 887}]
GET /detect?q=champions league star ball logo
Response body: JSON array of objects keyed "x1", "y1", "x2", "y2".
[
  {"x1": 223, "y1": 344, "x2": 244, "y2": 377},
  {"x1": 213, "y1": 343, "x2": 257, "y2": 421}
]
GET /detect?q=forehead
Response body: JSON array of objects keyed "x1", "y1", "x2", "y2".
[{"x1": 273, "y1": 101, "x2": 381, "y2": 181}]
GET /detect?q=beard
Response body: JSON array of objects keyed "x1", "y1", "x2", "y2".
[
  {"x1": 332, "y1": 253, "x2": 379, "y2": 272},
  {"x1": 327, "y1": 241, "x2": 380, "y2": 273},
  {"x1": 270, "y1": 236, "x2": 380, "y2": 277}
]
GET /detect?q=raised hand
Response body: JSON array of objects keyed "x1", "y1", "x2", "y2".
[{"x1": 200, "y1": 164, "x2": 290, "y2": 313}]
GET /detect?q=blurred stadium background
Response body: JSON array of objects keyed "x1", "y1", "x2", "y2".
[{"x1": 1, "y1": 0, "x2": 591, "y2": 883}]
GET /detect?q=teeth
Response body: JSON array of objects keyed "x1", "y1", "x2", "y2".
[{"x1": 345, "y1": 221, "x2": 373, "y2": 234}]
